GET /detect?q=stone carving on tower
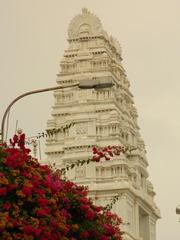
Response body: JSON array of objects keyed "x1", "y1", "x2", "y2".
[{"x1": 45, "y1": 8, "x2": 160, "y2": 240}]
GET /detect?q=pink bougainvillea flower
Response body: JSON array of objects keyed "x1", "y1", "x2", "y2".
[
  {"x1": 0, "y1": 187, "x2": 7, "y2": 196},
  {"x1": 0, "y1": 133, "x2": 123, "y2": 240}
]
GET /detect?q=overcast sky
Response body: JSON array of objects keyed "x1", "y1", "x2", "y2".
[{"x1": 1, "y1": 0, "x2": 180, "y2": 239}]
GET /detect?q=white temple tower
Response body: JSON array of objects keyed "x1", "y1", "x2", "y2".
[{"x1": 45, "y1": 8, "x2": 160, "y2": 240}]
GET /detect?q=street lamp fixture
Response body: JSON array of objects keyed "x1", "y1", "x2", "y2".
[
  {"x1": 0, "y1": 79, "x2": 114, "y2": 143},
  {"x1": 176, "y1": 205, "x2": 180, "y2": 215},
  {"x1": 79, "y1": 78, "x2": 114, "y2": 89}
]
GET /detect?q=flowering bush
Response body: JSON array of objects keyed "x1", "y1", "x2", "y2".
[{"x1": 0, "y1": 134, "x2": 123, "y2": 240}]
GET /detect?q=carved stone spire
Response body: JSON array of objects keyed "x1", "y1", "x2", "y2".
[{"x1": 46, "y1": 9, "x2": 160, "y2": 240}]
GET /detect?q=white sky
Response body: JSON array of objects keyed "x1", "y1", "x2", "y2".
[{"x1": 1, "y1": 0, "x2": 180, "y2": 239}]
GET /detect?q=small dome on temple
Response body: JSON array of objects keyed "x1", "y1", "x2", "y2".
[{"x1": 68, "y1": 8, "x2": 103, "y2": 39}]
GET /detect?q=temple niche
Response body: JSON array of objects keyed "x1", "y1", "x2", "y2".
[{"x1": 45, "y1": 8, "x2": 160, "y2": 240}]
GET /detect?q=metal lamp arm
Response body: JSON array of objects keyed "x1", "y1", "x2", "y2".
[{"x1": 1, "y1": 83, "x2": 79, "y2": 143}]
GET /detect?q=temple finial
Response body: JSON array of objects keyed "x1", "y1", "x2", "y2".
[{"x1": 82, "y1": 7, "x2": 88, "y2": 15}]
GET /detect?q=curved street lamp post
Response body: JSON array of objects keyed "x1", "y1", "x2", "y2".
[{"x1": 0, "y1": 79, "x2": 114, "y2": 143}]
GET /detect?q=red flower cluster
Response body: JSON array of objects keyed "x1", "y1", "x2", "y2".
[
  {"x1": 0, "y1": 134, "x2": 123, "y2": 240},
  {"x1": 92, "y1": 146, "x2": 125, "y2": 162}
]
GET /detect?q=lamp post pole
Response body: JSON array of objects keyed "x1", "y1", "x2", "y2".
[
  {"x1": 0, "y1": 83, "x2": 79, "y2": 143},
  {"x1": 0, "y1": 79, "x2": 114, "y2": 143}
]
